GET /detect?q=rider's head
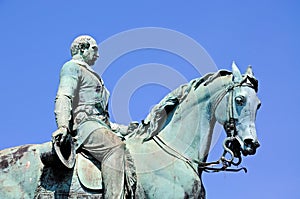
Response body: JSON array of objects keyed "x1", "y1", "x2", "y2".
[{"x1": 70, "y1": 35, "x2": 99, "y2": 66}]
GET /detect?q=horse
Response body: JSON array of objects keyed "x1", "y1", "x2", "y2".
[{"x1": 0, "y1": 63, "x2": 261, "y2": 199}]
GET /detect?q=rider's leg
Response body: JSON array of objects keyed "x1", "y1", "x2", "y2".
[{"x1": 81, "y1": 128, "x2": 135, "y2": 199}]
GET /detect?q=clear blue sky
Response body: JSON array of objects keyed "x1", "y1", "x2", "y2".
[{"x1": 0, "y1": 1, "x2": 299, "y2": 198}]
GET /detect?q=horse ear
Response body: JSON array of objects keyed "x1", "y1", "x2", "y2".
[
  {"x1": 245, "y1": 65, "x2": 254, "y2": 77},
  {"x1": 232, "y1": 61, "x2": 242, "y2": 82}
]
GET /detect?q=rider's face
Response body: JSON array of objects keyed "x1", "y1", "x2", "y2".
[{"x1": 83, "y1": 40, "x2": 99, "y2": 66}]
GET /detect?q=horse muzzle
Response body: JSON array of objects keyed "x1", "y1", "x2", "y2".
[{"x1": 241, "y1": 138, "x2": 260, "y2": 156}]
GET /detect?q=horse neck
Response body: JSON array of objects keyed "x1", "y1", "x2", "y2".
[
  {"x1": 159, "y1": 87, "x2": 218, "y2": 163},
  {"x1": 159, "y1": 75, "x2": 231, "y2": 163}
]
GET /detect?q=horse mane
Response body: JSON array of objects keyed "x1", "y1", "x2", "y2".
[
  {"x1": 193, "y1": 70, "x2": 231, "y2": 90},
  {"x1": 133, "y1": 70, "x2": 233, "y2": 141},
  {"x1": 193, "y1": 69, "x2": 258, "y2": 92}
]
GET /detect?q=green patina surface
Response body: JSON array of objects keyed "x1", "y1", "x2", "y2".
[{"x1": 0, "y1": 64, "x2": 260, "y2": 199}]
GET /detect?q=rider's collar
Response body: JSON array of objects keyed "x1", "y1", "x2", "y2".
[{"x1": 72, "y1": 58, "x2": 95, "y2": 73}]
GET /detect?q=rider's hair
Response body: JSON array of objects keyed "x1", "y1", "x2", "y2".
[{"x1": 70, "y1": 35, "x2": 95, "y2": 56}]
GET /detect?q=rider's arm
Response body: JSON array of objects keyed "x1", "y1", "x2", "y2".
[{"x1": 54, "y1": 61, "x2": 80, "y2": 131}]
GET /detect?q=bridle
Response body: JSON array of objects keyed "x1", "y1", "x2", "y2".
[{"x1": 152, "y1": 75, "x2": 258, "y2": 175}]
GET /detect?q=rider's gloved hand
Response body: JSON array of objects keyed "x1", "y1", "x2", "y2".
[{"x1": 52, "y1": 126, "x2": 68, "y2": 145}]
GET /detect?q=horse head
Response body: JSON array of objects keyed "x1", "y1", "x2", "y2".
[{"x1": 214, "y1": 62, "x2": 261, "y2": 158}]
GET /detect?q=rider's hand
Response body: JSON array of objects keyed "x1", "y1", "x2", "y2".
[{"x1": 52, "y1": 126, "x2": 68, "y2": 145}]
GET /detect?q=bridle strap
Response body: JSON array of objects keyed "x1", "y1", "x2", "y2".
[
  {"x1": 150, "y1": 79, "x2": 256, "y2": 174},
  {"x1": 152, "y1": 136, "x2": 200, "y2": 177},
  {"x1": 153, "y1": 135, "x2": 247, "y2": 175}
]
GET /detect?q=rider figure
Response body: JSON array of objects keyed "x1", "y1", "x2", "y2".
[{"x1": 52, "y1": 35, "x2": 136, "y2": 199}]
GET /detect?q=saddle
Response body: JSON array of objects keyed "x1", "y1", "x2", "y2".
[
  {"x1": 76, "y1": 152, "x2": 103, "y2": 190},
  {"x1": 52, "y1": 133, "x2": 103, "y2": 190}
]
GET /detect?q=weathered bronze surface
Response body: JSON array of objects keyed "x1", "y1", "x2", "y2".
[
  {"x1": 53, "y1": 35, "x2": 136, "y2": 198},
  {"x1": 0, "y1": 63, "x2": 260, "y2": 198}
]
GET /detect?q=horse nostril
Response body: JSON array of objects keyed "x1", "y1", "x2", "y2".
[
  {"x1": 244, "y1": 139, "x2": 260, "y2": 148},
  {"x1": 244, "y1": 139, "x2": 254, "y2": 146},
  {"x1": 254, "y1": 141, "x2": 260, "y2": 148}
]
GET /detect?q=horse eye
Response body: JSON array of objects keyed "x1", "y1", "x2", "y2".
[{"x1": 235, "y1": 96, "x2": 246, "y2": 106}]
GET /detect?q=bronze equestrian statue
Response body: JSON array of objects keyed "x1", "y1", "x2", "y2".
[{"x1": 0, "y1": 36, "x2": 260, "y2": 199}]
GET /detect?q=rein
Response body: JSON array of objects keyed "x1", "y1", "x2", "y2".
[
  {"x1": 151, "y1": 77, "x2": 256, "y2": 175},
  {"x1": 153, "y1": 135, "x2": 247, "y2": 176}
]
